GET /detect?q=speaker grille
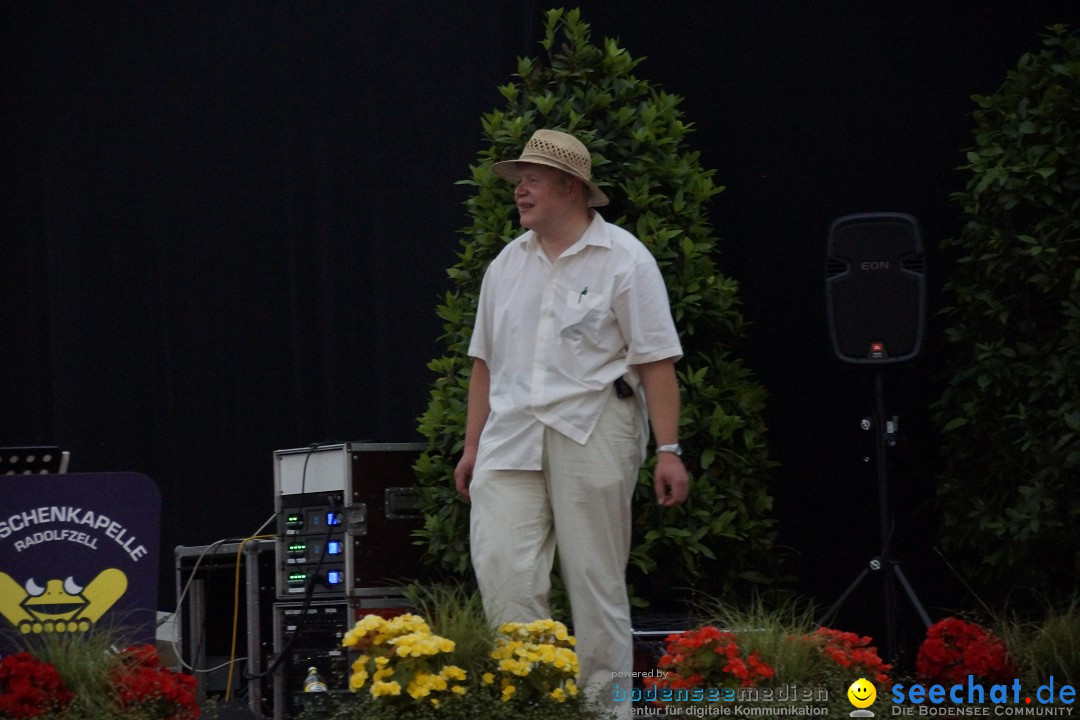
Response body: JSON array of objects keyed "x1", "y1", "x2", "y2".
[{"x1": 825, "y1": 213, "x2": 926, "y2": 364}]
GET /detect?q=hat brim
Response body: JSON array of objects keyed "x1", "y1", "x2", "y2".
[{"x1": 492, "y1": 158, "x2": 610, "y2": 208}]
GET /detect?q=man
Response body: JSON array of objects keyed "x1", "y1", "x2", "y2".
[{"x1": 454, "y1": 128, "x2": 688, "y2": 717}]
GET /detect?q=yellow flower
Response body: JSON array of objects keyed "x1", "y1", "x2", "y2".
[
  {"x1": 406, "y1": 682, "x2": 429, "y2": 700},
  {"x1": 371, "y1": 680, "x2": 401, "y2": 697},
  {"x1": 552, "y1": 647, "x2": 579, "y2": 672},
  {"x1": 349, "y1": 668, "x2": 368, "y2": 690},
  {"x1": 440, "y1": 665, "x2": 467, "y2": 682},
  {"x1": 498, "y1": 657, "x2": 531, "y2": 676},
  {"x1": 392, "y1": 631, "x2": 456, "y2": 658},
  {"x1": 350, "y1": 615, "x2": 585, "y2": 706},
  {"x1": 385, "y1": 614, "x2": 430, "y2": 636}
]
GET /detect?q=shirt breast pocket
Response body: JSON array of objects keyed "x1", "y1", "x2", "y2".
[{"x1": 558, "y1": 289, "x2": 607, "y2": 337}]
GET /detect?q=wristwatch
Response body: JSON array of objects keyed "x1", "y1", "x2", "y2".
[{"x1": 656, "y1": 443, "x2": 683, "y2": 457}]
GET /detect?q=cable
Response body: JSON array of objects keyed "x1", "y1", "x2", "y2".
[
  {"x1": 169, "y1": 513, "x2": 275, "y2": 627},
  {"x1": 224, "y1": 533, "x2": 275, "y2": 702},
  {"x1": 170, "y1": 536, "x2": 244, "y2": 674},
  {"x1": 169, "y1": 514, "x2": 276, "y2": 676}
]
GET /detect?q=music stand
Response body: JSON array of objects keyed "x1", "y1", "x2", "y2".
[{"x1": 0, "y1": 446, "x2": 69, "y2": 475}]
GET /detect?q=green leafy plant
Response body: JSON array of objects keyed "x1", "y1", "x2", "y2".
[
  {"x1": 414, "y1": 6, "x2": 782, "y2": 609},
  {"x1": 931, "y1": 25, "x2": 1080, "y2": 602}
]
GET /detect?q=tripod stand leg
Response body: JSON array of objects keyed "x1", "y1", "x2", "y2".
[
  {"x1": 883, "y1": 565, "x2": 896, "y2": 659},
  {"x1": 892, "y1": 563, "x2": 932, "y2": 628},
  {"x1": 820, "y1": 566, "x2": 870, "y2": 627}
]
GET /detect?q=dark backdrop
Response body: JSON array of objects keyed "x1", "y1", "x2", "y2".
[{"x1": 4, "y1": 1, "x2": 1077, "y2": 638}]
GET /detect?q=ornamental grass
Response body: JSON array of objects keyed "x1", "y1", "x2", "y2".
[{"x1": 903, "y1": 589, "x2": 1079, "y2": 691}]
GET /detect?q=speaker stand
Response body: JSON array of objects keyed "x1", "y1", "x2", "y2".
[{"x1": 819, "y1": 370, "x2": 932, "y2": 662}]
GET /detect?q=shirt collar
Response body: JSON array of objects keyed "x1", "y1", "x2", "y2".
[{"x1": 520, "y1": 211, "x2": 610, "y2": 255}]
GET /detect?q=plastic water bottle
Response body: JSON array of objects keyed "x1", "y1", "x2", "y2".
[{"x1": 303, "y1": 666, "x2": 328, "y2": 693}]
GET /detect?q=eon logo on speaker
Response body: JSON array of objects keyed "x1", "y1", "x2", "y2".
[{"x1": 860, "y1": 261, "x2": 891, "y2": 270}]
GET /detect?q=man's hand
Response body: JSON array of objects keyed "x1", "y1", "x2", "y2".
[
  {"x1": 455, "y1": 358, "x2": 489, "y2": 504},
  {"x1": 454, "y1": 451, "x2": 476, "y2": 502},
  {"x1": 654, "y1": 453, "x2": 689, "y2": 507}
]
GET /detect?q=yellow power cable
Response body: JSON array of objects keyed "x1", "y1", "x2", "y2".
[{"x1": 224, "y1": 534, "x2": 274, "y2": 702}]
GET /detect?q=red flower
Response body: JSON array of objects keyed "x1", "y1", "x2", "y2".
[
  {"x1": 646, "y1": 626, "x2": 775, "y2": 698},
  {"x1": 645, "y1": 623, "x2": 891, "y2": 706},
  {"x1": 811, "y1": 627, "x2": 893, "y2": 687},
  {"x1": 916, "y1": 618, "x2": 1016, "y2": 684},
  {"x1": 110, "y1": 645, "x2": 200, "y2": 720},
  {"x1": 0, "y1": 652, "x2": 73, "y2": 719}
]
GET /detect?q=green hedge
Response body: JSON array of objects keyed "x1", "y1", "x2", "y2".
[
  {"x1": 414, "y1": 8, "x2": 784, "y2": 608},
  {"x1": 932, "y1": 26, "x2": 1080, "y2": 603}
]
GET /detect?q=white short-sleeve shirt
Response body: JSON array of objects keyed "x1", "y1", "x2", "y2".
[{"x1": 468, "y1": 212, "x2": 683, "y2": 471}]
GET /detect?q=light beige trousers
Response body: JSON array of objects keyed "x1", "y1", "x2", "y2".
[{"x1": 470, "y1": 390, "x2": 640, "y2": 719}]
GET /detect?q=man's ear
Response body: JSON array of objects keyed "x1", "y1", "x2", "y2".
[{"x1": 566, "y1": 175, "x2": 587, "y2": 205}]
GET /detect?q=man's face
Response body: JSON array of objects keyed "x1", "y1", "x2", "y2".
[{"x1": 512, "y1": 163, "x2": 578, "y2": 232}]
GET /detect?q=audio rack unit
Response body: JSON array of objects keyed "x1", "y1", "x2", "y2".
[
  {"x1": 273, "y1": 442, "x2": 426, "y2": 599},
  {"x1": 270, "y1": 442, "x2": 427, "y2": 718},
  {"x1": 271, "y1": 600, "x2": 351, "y2": 717}
]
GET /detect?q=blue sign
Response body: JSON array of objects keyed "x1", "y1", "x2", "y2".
[{"x1": 0, "y1": 473, "x2": 160, "y2": 652}]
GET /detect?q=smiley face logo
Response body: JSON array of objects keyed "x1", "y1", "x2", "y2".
[
  {"x1": 847, "y1": 678, "x2": 877, "y2": 709},
  {"x1": 0, "y1": 569, "x2": 127, "y2": 635}
]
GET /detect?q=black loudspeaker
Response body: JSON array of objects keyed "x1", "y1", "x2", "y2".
[{"x1": 825, "y1": 213, "x2": 925, "y2": 364}]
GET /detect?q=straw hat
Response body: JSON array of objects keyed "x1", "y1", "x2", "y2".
[{"x1": 492, "y1": 129, "x2": 610, "y2": 207}]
